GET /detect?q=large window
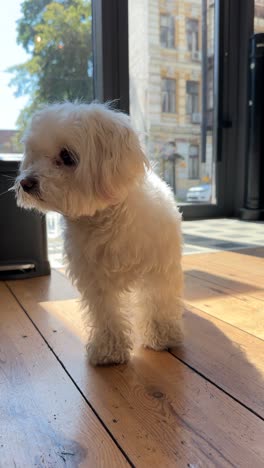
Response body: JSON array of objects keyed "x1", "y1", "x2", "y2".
[
  {"x1": 160, "y1": 14, "x2": 175, "y2": 48},
  {"x1": 162, "y1": 78, "x2": 176, "y2": 113},
  {"x1": 129, "y1": 0, "x2": 216, "y2": 207},
  {"x1": 1, "y1": 1, "x2": 260, "y2": 267},
  {"x1": 0, "y1": 0, "x2": 93, "y2": 267}
]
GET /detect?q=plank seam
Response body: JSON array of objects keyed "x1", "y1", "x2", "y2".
[
  {"x1": 5, "y1": 281, "x2": 134, "y2": 468},
  {"x1": 169, "y1": 351, "x2": 264, "y2": 422}
]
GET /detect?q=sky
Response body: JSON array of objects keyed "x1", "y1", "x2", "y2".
[{"x1": 0, "y1": 0, "x2": 29, "y2": 129}]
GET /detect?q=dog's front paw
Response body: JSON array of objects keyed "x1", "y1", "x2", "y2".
[
  {"x1": 86, "y1": 330, "x2": 132, "y2": 366},
  {"x1": 141, "y1": 319, "x2": 184, "y2": 351}
]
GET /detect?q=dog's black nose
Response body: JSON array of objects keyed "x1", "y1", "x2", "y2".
[{"x1": 20, "y1": 177, "x2": 38, "y2": 193}]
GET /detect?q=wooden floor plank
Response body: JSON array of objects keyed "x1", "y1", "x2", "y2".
[
  {"x1": 185, "y1": 267, "x2": 264, "y2": 301},
  {"x1": 183, "y1": 248, "x2": 264, "y2": 269},
  {"x1": 7, "y1": 271, "x2": 264, "y2": 468},
  {"x1": 171, "y1": 305, "x2": 264, "y2": 418},
  {"x1": 183, "y1": 249, "x2": 264, "y2": 301},
  {"x1": 237, "y1": 247, "x2": 264, "y2": 258},
  {"x1": 183, "y1": 274, "x2": 264, "y2": 339},
  {"x1": 0, "y1": 282, "x2": 128, "y2": 467}
]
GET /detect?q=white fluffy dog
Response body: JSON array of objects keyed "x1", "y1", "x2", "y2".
[{"x1": 15, "y1": 102, "x2": 184, "y2": 365}]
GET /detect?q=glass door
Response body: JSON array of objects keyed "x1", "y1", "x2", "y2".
[{"x1": 129, "y1": 0, "x2": 218, "y2": 216}]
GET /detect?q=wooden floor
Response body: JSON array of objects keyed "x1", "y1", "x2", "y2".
[{"x1": 1, "y1": 248, "x2": 264, "y2": 467}]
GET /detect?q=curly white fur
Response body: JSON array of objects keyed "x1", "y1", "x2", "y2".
[{"x1": 15, "y1": 102, "x2": 184, "y2": 366}]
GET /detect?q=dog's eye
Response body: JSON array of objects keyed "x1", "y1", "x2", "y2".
[{"x1": 59, "y1": 148, "x2": 77, "y2": 167}]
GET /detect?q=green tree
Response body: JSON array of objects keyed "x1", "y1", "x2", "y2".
[{"x1": 9, "y1": 0, "x2": 93, "y2": 142}]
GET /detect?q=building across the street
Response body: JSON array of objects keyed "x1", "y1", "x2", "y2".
[{"x1": 130, "y1": 0, "x2": 215, "y2": 201}]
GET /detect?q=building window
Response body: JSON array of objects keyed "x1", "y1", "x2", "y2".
[
  {"x1": 186, "y1": 19, "x2": 199, "y2": 56},
  {"x1": 160, "y1": 15, "x2": 175, "y2": 48},
  {"x1": 186, "y1": 81, "x2": 199, "y2": 120},
  {"x1": 162, "y1": 78, "x2": 176, "y2": 113},
  {"x1": 189, "y1": 145, "x2": 199, "y2": 179},
  {"x1": 208, "y1": 5, "x2": 215, "y2": 56},
  {"x1": 207, "y1": 68, "x2": 214, "y2": 110},
  {"x1": 255, "y1": 4, "x2": 264, "y2": 19}
]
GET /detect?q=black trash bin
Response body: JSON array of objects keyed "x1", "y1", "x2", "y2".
[{"x1": 0, "y1": 155, "x2": 50, "y2": 279}]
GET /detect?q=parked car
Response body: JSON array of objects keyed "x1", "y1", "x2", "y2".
[{"x1": 186, "y1": 184, "x2": 212, "y2": 203}]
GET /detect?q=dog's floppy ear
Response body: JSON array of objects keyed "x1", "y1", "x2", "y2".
[{"x1": 84, "y1": 105, "x2": 149, "y2": 203}]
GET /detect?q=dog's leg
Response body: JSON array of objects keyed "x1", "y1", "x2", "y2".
[
  {"x1": 83, "y1": 287, "x2": 133, "y2": 366},
  {"x1": 137, "y1": 270, "x2": 184, "y2": 350}
]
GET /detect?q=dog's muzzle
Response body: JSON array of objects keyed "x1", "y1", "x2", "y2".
[{"x1": 20, "y1": 177, "x2": 39, "y2": 194}]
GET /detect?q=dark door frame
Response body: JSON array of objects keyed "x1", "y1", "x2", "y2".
[{"x1": 92, "y1": 0, "x2": 129, "y2": 114}]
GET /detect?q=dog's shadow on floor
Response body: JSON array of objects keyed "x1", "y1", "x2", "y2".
[
  {"x1": 170, "y1": 309, "x2": 264, "y2": 417},
  {"x1": 90, "y1": 310, "x2": 264, "y2": 423}
]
